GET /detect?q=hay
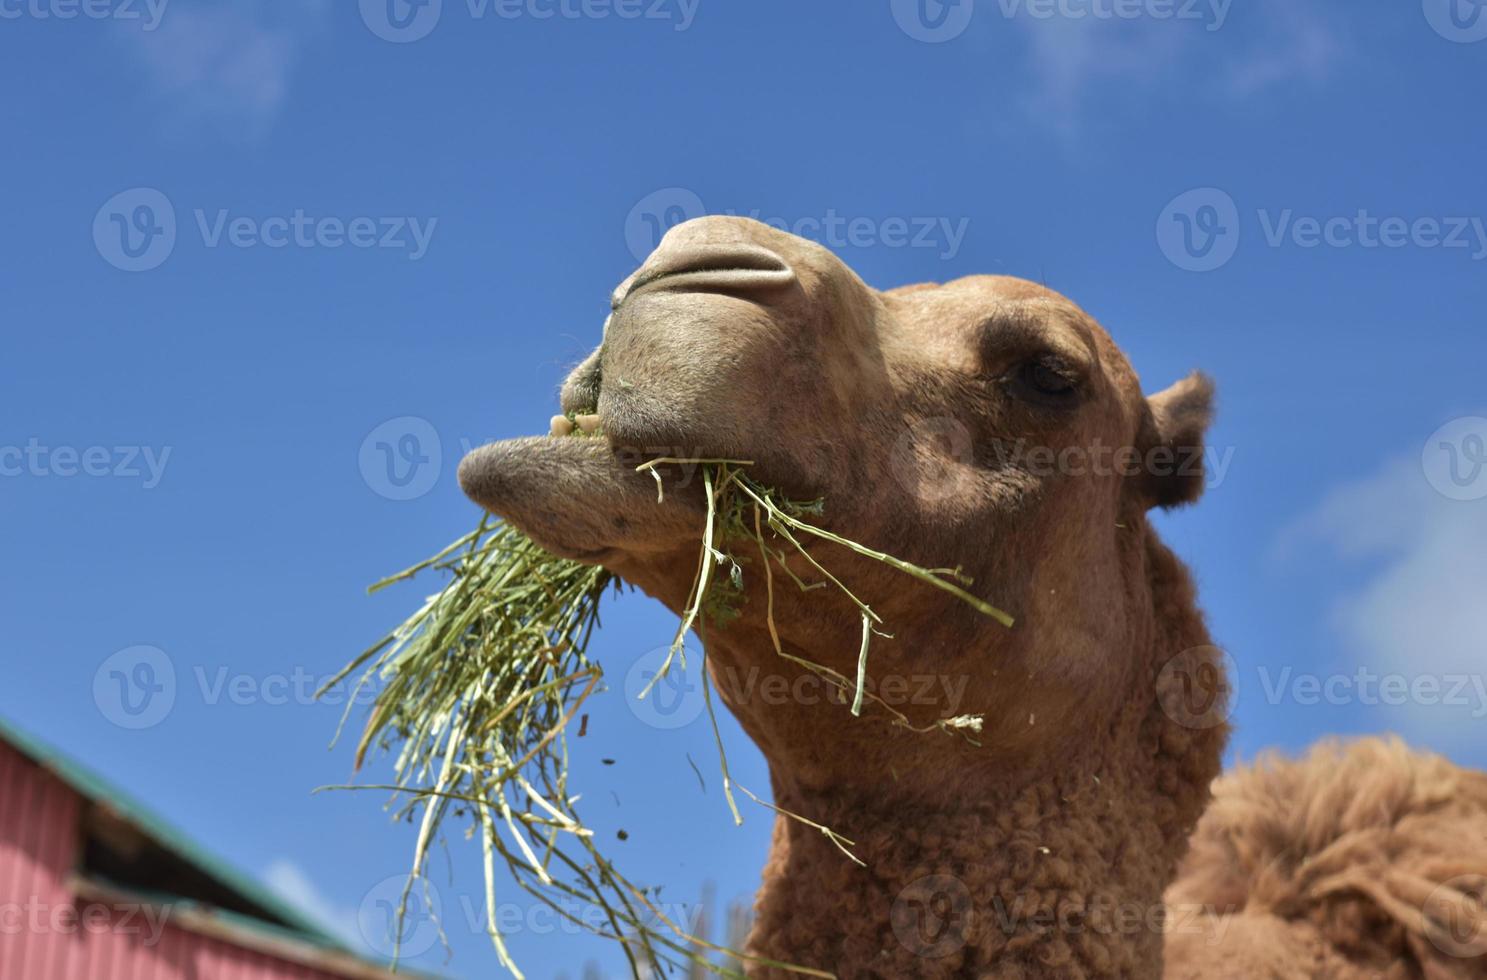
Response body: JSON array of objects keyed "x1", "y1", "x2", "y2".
[{"x1": 323, "y1": 457, "x2": 1010, "y2": 979}]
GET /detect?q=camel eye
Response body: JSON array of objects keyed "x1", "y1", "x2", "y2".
[{"x1": 1008, "y1": 355, "x2": 1082, "y2": 406}]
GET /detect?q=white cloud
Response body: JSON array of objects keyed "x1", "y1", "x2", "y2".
[
  {"x1": 1222, "y1": 1, "x2": 1344, "y2": 99},
  {"x1": 1011, "y1": 15, "x2": 1188, "y2": 140},
  {"x1": 1002, "y1": 0, "x2": 1345, "y2": 140},
  {"x1": 264, "y1": 857, "x2": 365, "y2": 952},
  {"x1": 114, "y1": 0, "x2": 329, "y2": 141},
  {"x1": 1282, "y1": 452, "x2": 1487, "y2": 746}
]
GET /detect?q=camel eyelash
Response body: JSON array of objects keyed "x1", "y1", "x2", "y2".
[{"x1": 996, "y1": 354, "x2": 1087, "y2": 408}]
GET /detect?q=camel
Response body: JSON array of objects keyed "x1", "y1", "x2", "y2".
[{"x1": 456, "y1": 216, "x2": 1487, "y2": 978}]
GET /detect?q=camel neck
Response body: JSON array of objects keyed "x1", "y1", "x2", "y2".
[
  {"x1": 727, "y1": 530, "x2": 1224, "y2": 977},
  {"x1": 744, "y1": 759, "x2": 1176, "y2": 978}
]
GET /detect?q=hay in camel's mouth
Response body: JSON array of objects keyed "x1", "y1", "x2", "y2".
[{"x1": 322, "y1": 421, "x2": 1012, "y2": 980}]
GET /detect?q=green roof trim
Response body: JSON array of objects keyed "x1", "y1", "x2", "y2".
[{"x1": 0, "y1": 715, "x2": 363, "y2": 959}]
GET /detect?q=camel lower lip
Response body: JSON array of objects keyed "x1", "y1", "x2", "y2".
[{"x1": 456, "y1": 434, "x2": 705, "y2": 561}]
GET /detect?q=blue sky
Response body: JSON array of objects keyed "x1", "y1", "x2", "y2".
[{"x1": 3, "y1": 0, "x2": 1485, "y2": 976}]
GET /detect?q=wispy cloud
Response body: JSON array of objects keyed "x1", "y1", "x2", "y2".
[
  {"x1": 1012, "y1": 15, "x2": 1188, "y2": 141},
  {"x1": 1221, "y1": 1, "x2": 1344, "y2": 99},
  {"x1": 1278, "y1": 450, "x2": 1487, "y2": 747},
  {"x1": 1001, "y1": 0, "x2": 1346, "y2": 141},
  {"x1": 113, "y1": 0, "x2": 329, "y2": 142},
  {"x1": 264, "y1": 857, "x2": 365, "y2": 952}
]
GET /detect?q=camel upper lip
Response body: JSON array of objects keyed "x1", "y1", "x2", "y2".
[{"x1": 619, "y1": 242, "x2": 797, "y2": 302}]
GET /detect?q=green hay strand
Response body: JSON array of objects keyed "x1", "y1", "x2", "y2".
[{"x1": 322, "y1": 458, "x2": 1011, "y2": 979}]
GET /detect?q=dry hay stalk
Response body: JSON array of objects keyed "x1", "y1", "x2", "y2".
[{"x1": 321, "y1": 459, "x2": 1010, "y2": 979}]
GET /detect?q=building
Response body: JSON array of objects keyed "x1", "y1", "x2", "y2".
[{"x1": 0, "y1": 717, "x2": 413, "y2": 980}]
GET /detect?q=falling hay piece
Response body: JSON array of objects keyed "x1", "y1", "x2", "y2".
[{"x1": 322, "y1": 460, "x2": 1010, "y2": 979}]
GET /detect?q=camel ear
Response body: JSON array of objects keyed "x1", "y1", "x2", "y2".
[{"x1": 1138, "y1": 371, "x2": 1214, "y2": 509}]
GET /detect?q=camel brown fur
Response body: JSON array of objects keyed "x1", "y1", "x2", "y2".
[
  {"x1": 457, "y1": 216, "x2": 1487, "y2": 978},
  {"x1": 1166, "y1": 738, "x2": 1487, "y2": 979}
]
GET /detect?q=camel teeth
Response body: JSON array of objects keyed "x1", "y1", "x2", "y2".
[
  {"x1": 550, "y1": 415, "x2": 575, "y2": 437},
  {"x1": 575, "y1": 413, "x2": 602, "y2": 434}
]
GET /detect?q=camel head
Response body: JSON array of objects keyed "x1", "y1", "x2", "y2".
[{"x1": 459, "y1": 215, "x2": 1216, "y2": 805}]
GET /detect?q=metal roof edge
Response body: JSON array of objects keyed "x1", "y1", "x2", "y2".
[{"x1": 0, "y1": 714, "x2": 397, "y2": 970}]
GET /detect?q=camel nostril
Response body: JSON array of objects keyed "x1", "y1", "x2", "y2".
[{"x1": 623, "y1": 242, "x2": 797, "y2": 301}]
